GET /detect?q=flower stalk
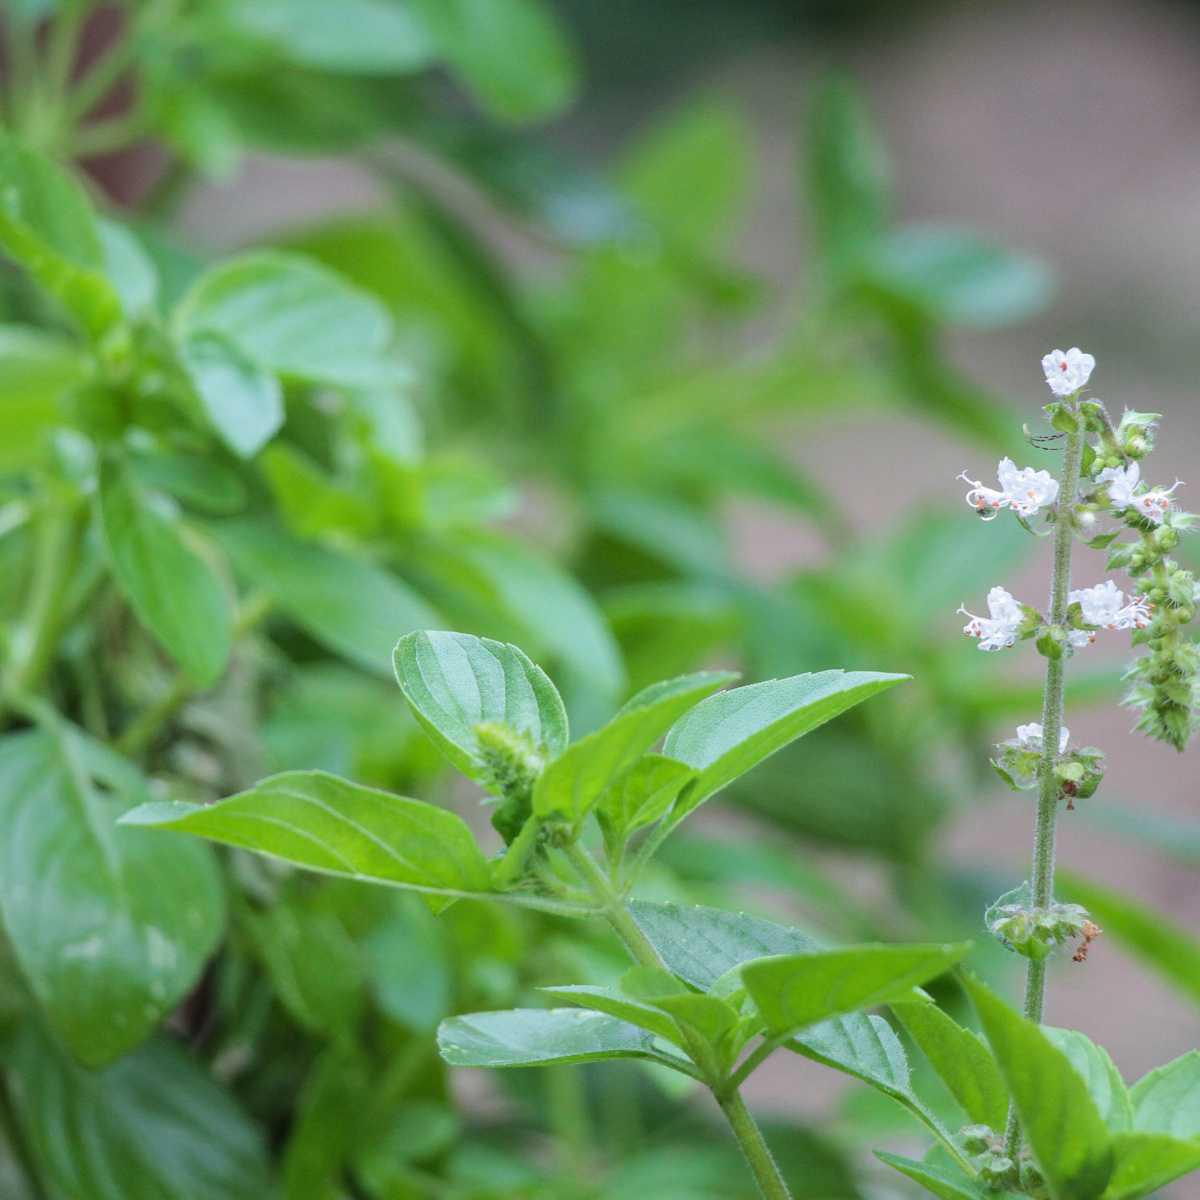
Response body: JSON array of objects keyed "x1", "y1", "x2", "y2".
[{"x1": 1005, "y1": 416, "x2": 1084, "y2": 1157}]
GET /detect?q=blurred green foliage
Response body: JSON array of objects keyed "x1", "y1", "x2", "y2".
[{"x1": 0, "y1": 2, "x2": 1196, "y2": 1198}]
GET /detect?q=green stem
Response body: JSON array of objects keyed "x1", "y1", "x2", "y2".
[
  {"x1": 2, "y1": 494, "x2": 85, "y2": 705},
  {"x1": 64, "y1": 16, "x2": 139, "y2": 122},
  {"x1": 115, "y1": 591, "x2": 272, "y2": 757},
  {"x1": 716, "y1": 1091, "x2": 792, "y2": 1200},
  {"x1": 560, "y1": 841, "x2": 793, "y2": 1200},
  {"x1": 1005, "y1": 420, "x2": 1084, "y2": 1158}
]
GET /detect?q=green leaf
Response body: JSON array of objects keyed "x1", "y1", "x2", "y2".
[
  {"x1": 892, "y1": 995, "x2": 1008, "y2": 1129},
  {"x1": 0, "y1": 324, "x2": 86, "y2": 470},
  {"x1": 98, "y1": 458, "x2": 233, "y2": 687},
  {"x1": 1044, "y1": 1027, "x2": 1132, "y2": 1132},
  {"x1": 1059, "y1": 870, "x2": 1200, "y2": 1006},
  {"x1": 245, "y1": 898, "x2": 364, "y2": 1037},
  {"x1": 119, "y1": 770, "x2": 491, "y2": 912},
  {"x1": 629, "y1": 902, "x2": 963, "y2": 1161},
  {"x1": 224, "y1": 0, "x2": 437, "y2": 74},
  {"x1": 176, "y1": 250, "x2": 402, "y2": 388},
  {"x1": 621, "y1": 99, "x2": 749, "y2": 250},
  {"x1": 806, "y1": 75, "x2": 890, "y2": 268},
  {"x1": 179, "y1": 329, "x2": 283, "y2": 458},
  {"x1": 538, "y1": 983, "x2": 684, "y2": 1046},
  {"x1": 966, "y1": 975, "x2": 1113, "y2": 1199},
  {"x1": 629, "y1": 900, "x2": 820, "y2": 990},
  {"x1": 661, "y1": 669, "x2": 909, "y2": 821},
  {"x1": 597, "y1": 754, "x2": 696, "y2": 836},
  {"x1": 0, "y1": 131, "x2": 122, "y2": 338},
  {"x1": 741, "y1": 943, "x2": 970, "y2": 1036},
  {"x1": 128, "y1": 448, "x2": 248, "y2": 516},
  {"x1": 1130, "y1": 1051, "x2": 1200, "y2": 1138},
  {"x1": 438, "y1": 1008, "x2": 664, "y2": 1069},
  {"x1": 875, "y1": 1151, "x2": 1003, "y2": 1200},
  {"x1": 435, "y1": 531, "x2": 625, "y2": 710},
  {"x1": 98, "y1": 219, "x2": 159, "y2": 319},
  {"x1": 862, "y1": 226, "x2": 1051, "y2": 329},
  {"x1": 534, "y1": 670, "x2": 733, "y2": 822},
  {"x1": 214, "y1": 517, "x2": 437, "y2": 677},
  {"x1": 0, "y1": 728, "x2": 224, "y2": 1065},
  {"x1": 1102, "y1": 1132, "x2": 1200, "y2": 1200},
  {"x1": 393, "y1": 629, "x2": 568, "y2": 784},
  {"x1": 6, "y1": 1023, "x2": 270, "y2": 1200},
  {"x1": 406, "y1": 0, "x2": 579, "y2": 124}
]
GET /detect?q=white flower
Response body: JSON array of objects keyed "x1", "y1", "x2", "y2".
[
  {"x1": 1133, "y1": 482, "x2": 1183, "y2": 525},
  {"x1": 1067, "y1": 628, "x2": 1096, "y2": 649},
  {"x1": 1097, "y1": 461, "x2": 1139, "y2": 509},
  {"x1": 1042, "y1": 347, "x2": 1096, "y2": 396},
  {"x1": 958, "y1": 458, "x2": 1059, "y2": 520},
  {"x1": 1097, "y1": 461, "x2": 1183, "y2": 525},
  {"x1": 959, "y1": 586, "x2": 1025, "y2": 651},
  {"x1": 1016, "y1": 722, "x2": 1070, "y2": 754},
  {"x1": 998, "y1": 458, "x2": 1060, "y2": 516},
  {"x1": 1069, "y1": 580, "x2": 1152, "y2": 631}
]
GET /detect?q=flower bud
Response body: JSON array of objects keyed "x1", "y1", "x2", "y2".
[
  {"x1": 960, "y1": 1125, "x2": 994, "y2": 1154},
  {"x1": 986, "y1": 883, "x2": 1092, "y2": 961},
  {"x1": 474, "y1": 722, "x2": 546, "y2": 844},
  {"x1": 978, "y1": 1153, "x2": 1018, "y2": 1187}
]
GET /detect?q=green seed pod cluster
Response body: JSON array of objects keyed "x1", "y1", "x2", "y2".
[
  {"x1": 985, "y1": 882, "x2": 1091, "y2": 962},
  {"x1": 1080, "y1": 410, "x2": 1199, "y2": 750},
  {"x1": 473, "y1": 721, "x2": 546, "y2": 844}
]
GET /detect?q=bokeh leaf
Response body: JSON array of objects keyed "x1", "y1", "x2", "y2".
[{"x1": 0, "y1": 728, "x2": 224, "y2": 1066}]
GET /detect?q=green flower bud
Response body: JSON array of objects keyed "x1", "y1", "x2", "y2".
[{"x1": 960, "y1": 1125, "x2": 994, "y2": 1155}]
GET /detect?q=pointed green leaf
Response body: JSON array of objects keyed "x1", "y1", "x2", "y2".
[
  {"x1": 630, "y1": 902, "x2": 964, "y2": 1160},
  {"x1": 741, "y1": 943, "x2": 970, "y2": 1036},
  {"x1": 599, "y1": 754, "x2": 695, "y2": 835},
  {"x1": 966, "y1": 976, "x2": 1113, "y2": 1199},
  {"x1": 175, "y1": 250, "x2": 402, "y2": 388},
  {"x1": 892, "y1": 996, "x2": 1008, "y2": 1129},
  {"x1": 180, "y1": 329, "x2": 283, "y2": 458},
  {"x1": 438, "y1": 1008, "x2": 663, "y2": 1069},
  {"x1": 806, "y1": 75, "x2": 890, "y2": 268},
  {"x1": 119, "y1": 770, "x2": 491, "y2": 912},
  {"x1": 1044, "y1": 1027, "x2": 1132, "y2": 1133},
  {"x1": 0, "y1": 729, "x2": 224, "y2": 1065},
  {"x1": 534, "y1": 671, "x2": 732, "y2": 821},
  {"x1": 394, "y1": 630, "x2": 567, "y2": 783},
  {"x1": 538, "y1": 984, "x2": 683, "y2": 1046},
  {"x1": 6, "y1": 1023, "x2": 270, "y2": 1200},
  {"x1": 875, "y1": 1151, "x2": 1003, "y2": 1199},
  {"x1": 99, "y1": 458, "x2": 233, "y2": 687},
  {"x1": 629, "y1": 900, "x2": 820, "y2": 989},
  {"x1": 97, "y1": 219, "x2": 158, "y2": 319},
  {"x1": 0, "y1": 324, "x2": 86, "y2": 471},
  {"x1": 405, "y1": 0, "x2": 579, "y2": 124},
  {"x1": 1103, "y1": 1132, "x2": 1200, "y2": 1200},
  {"x1": 661, "y1": 669, "x2": 909, "y2": 821},
  {"x1": 1130, "y1": 1050, "x2": 1200, "y2": 1138},
  {"x1": 0, "y1": 131, "x2": 121, "y2": 338},
  {"x1": 215, "y1": 518, "x2": 437, "y2": 677}
]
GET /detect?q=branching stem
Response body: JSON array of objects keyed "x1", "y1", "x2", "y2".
[{"x1": 561, "y1": 840, "x2": 793, "y2": 1200}]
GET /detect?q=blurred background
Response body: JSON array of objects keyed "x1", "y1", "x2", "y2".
[{"x1": 3, "y1": 0, "x2": 1199, "y2": 1196}]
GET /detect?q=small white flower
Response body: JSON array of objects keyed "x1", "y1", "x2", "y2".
[
  {"x1": 1070, "y1": 579, "x2": 1126, "y2": 627},
  {"x1": 998, "y1": 458, "x2": 1060, "y2": 516},
  {"x1": 958, "y1": 458, "x2": 1059, "y2": 520},
  {"x1": 1016, "y1": 722, "x2": 1070, "y2": 753},
  {"x1": 1069, "y1": 580, "x2": 1153, "y2": 631},
  {"x1": 1097, "y1": 461, "x2": 1140, "y2": 509},
  {"x1": 1096, "y1": 461, "x2": 1183, "y2": 525},
  {"x1": 958, "y1": 586, "x2": 1025, "y2": 651},
  {"x1": 1042, "y1": 347, "x2": 1096, "y2": 396},
  {"x1": 1132, "y1": 482, "x2": 1183, "y2": 526}
]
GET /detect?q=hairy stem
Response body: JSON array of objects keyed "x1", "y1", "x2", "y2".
[
  {"x1": 1005, "y1": 420, "x2": 1084, "y2": 1157},
  {"x1": 561, "y1": 841, "x2": 793, "y2": 1200}
]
